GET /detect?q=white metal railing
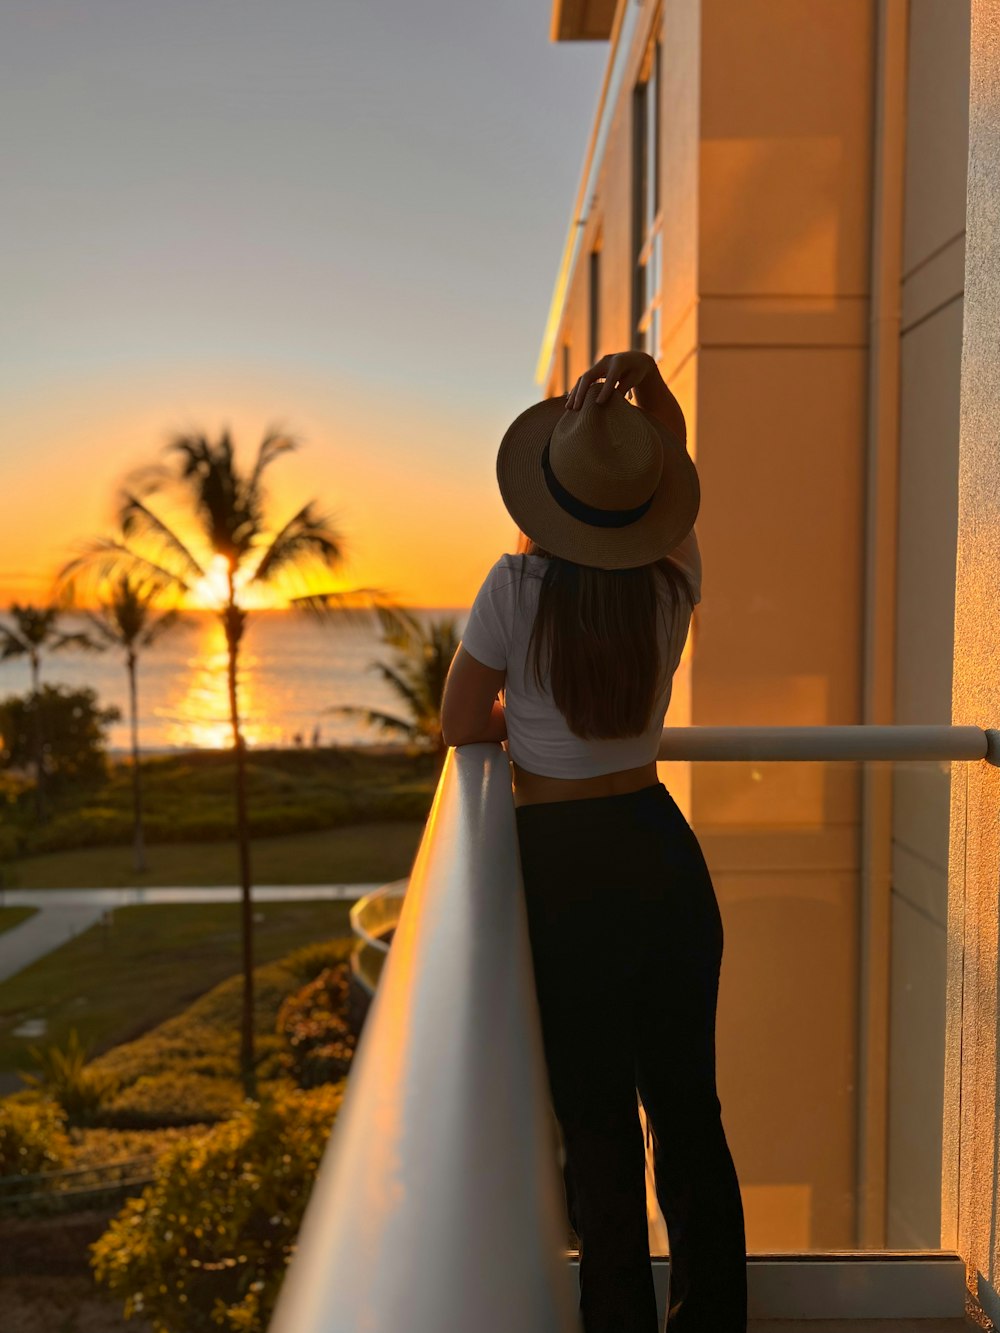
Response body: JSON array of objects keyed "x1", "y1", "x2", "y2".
[
  {"x1": 268, "y1": 743, "x2": 580, "y2": 1333},
  {"x1": 269, "y1": 724, "x2": 994, "y2": 1332},
  {"x1": 658, "y1": 723, "x2": 995, "y2": 763},
  {"x1": 348, "y1": 879, "x2": 408, "y2": 953}
]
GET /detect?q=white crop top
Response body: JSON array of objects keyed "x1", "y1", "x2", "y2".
[{"x1": 459, "y1": 527, "x2": 701, "y2": 779}]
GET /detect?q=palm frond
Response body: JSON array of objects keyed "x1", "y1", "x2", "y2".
[
  {"x1": 248, "y1": 429, "x2": 299, "y2": 499},
  {"x1": 161, "y1": 431, "x2": 261, "y2": 566},
  {"x1": 324, "y1": 705, "x2": 419, "y2": 741},
  {"x1": 372, "y1": 604, "x2": 425, "y2": 653},
  {"x1": 3, "y1": 605, "x2": 61, "y2": 648},
  {"x1": 119, "y1": 494, "x2": 206, "y2": 583},
  {"x1": 0, "y1": 629, "x2": 29, "y2": 660},
  {"x1": 51, "y1": 631, "x2": 104, "y2": 654},
  {"x1": 250, "y1": 502, "x2": 345, "y2": 586},
  {"x1": 291, "y1": 585, "x2": 396, "y2": 629},
  {"x1": 80, "y1": 612, "x2": 126, "y2": 649},
  {"x1": 57, "y1": 539, "x2": 192, "y2": 602},
  {"x1": 369, "y1": 661, "x2": 426, "y2": 716},
  {"x1": 141, "y1": 608, "x2": 188, "y2": 648}
]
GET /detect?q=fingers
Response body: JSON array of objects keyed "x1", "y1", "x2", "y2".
[
  {"x1": 594, "y1": 353, "x2": 626, "y2": 403},
  {"x1": 564, "y1": 354, "x2": 642, "y2": 409},
  {"x1": 565, "y1": 354, "x2": 611, "y2": 410}
]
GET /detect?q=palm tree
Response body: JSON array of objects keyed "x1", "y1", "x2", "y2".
[
  {"x1": 325, "y1": 605, "x2": 459, "y2": 777},
  {"x1": 68, "y1": 572, "x2": 185, "y2": 875},
  {"x1": 59, "y1": 427, "x2": 381, "y2": 1098},
  {"x1": 0, "y1": 604, "x2": 101, "y2": 818}
]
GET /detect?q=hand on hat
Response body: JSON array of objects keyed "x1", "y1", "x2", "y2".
[{"x1": 565, "y1": 350, "x2": 656, "y2": 411}]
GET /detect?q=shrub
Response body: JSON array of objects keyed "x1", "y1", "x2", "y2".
[
  {"x1": 19, "y1": 1027, "x2": 121, "y2": 1124},
  {"x1": 0, "y1": 1097, "x2": 72, "y2": 1183},
  {"x1": 86, "y1": 938, "x2": 357, "y2": 1126},
  {"x1": 89, "y1": 1082, "x2": 345, "y2": 1332},
  {"x1": 276, "y1": 963, "x2": 357, "y2": 1089},
  {"x1": 0, "y1": 684, "x2": 119, "y2": 784},
  {"x1": 99, "y1": 1071, "x2": 246, "y2": 1129},
  {"x1": 281, "y1": 937, "x2": 356, "y2": 985}
]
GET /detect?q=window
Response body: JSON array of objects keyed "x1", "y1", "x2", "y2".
[
  {"x1": 589, "y1": 244, "x2": 601, "y2": 366},
  {"x1": 631, "y1": 36, "x2": 662, "y2": 360}
]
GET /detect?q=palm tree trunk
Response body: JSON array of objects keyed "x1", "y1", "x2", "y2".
[
  {"x1": 30, "y1": 651, "x2": 46, "y2": 822},
  {"x1": 127, "y1": 650, "x2": 146, "y2": 874},
  {"x1": 225, "y1": 600, "x2": 256, "y2": 1100}
]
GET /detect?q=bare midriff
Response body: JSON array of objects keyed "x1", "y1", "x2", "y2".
[{"x1": 510, "y1": 756, "x2": 659, "y2": 808}]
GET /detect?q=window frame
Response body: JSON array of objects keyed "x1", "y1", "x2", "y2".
[{"x1": 631, "y1": 34, "x2": 663, "y2": 361}]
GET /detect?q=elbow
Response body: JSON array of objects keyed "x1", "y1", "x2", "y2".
[{"x1": 440, "y1": 715, "x2": 466, "y2": 749}]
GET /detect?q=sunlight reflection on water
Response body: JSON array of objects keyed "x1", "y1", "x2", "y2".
[{"x1": 0, "y1": 608, "x2": 467, "y2": 752}]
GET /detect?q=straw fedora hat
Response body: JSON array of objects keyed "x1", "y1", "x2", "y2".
[{"x1": 496, "y1": 380, "x2": 700, "y2": 570}]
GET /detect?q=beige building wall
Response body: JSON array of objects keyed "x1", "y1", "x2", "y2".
[
  {"x1": 545, "y1": 0, "x2": 877, "y2": 1251},
  {"x1": 542, "y1": 0, "x2": 972, "y2": 1257},
  {"x1": 947, "y1": 0, "x2": 1000, "y2": 1322},
  {"x1": 694, "y1": 0, "x2": 875, "y2": 1252}
]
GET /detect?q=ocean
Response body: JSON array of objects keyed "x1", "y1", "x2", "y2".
[{"x1": 0, "y1": 608, "x2": 471, "y2": 753}]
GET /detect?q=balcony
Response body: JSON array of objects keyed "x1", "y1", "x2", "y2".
[{"x1": 268, "y1": 726, "x2": 995, "y2": 1332}]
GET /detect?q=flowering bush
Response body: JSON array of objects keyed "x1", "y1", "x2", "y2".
[
  {"x1": 0, "y1": 1096, "x2": 71, "y2": 1183},
  {"x1": 275, "y1": 962, "x2": 357, "y2": 1088},
  {"x1": 89, "y1": 1082, "x2": 345, "y2": 1332}
]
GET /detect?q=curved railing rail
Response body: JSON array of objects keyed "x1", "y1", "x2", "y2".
[
  {"x1": 349, "y1": 878, "x2": 407, "y2": 952},
  {"x1": 349, "y1": 879, "x2": 409, "y2": 996},
  {"x1": 268, "y1": 743, "x2": 579, "y2": 1333}
]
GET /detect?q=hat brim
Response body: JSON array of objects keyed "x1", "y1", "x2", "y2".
[{"x1": 496, "y1": 393, "x2": 700, "y2": 569}]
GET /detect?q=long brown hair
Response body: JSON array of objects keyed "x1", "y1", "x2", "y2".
[{"x1": 512, "y1": 532, "x2": 694, "y2": 739}]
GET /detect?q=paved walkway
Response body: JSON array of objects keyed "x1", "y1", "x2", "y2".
[{"x1": 0, "y1": 884, "x2": 382, "y2": 985}]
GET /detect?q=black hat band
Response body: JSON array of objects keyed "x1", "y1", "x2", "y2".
[{"x1": 540, "y1": 438, "x2": 657, "y2": 529}]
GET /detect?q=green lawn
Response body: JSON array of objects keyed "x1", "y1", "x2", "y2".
[
  {"x1": 0, "y1": 899, "x2": 357, "y2": 1086},
  {"x1": 0, "y1": 745, "x2": 439, "y2": 861},
  {"x1": 0, "y1": 905, "x2": 38, "y2": 934},
  {"x1": 5, "y1": 820, "x2": 425, "y2": 889}
]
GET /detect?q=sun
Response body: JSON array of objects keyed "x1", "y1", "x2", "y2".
[
  {"x1": 184, "y1": 553, "x2": 282, "y2": 610},
  {"x1": 187, "y1": 554, "x2": 233, "y2": 609}
]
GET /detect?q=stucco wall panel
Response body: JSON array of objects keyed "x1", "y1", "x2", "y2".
[
  {"x1": 903, "y1": 0, "x2": 972, "y2": 275},
  {"x1": 694, "y1": 346, "x2": 867, "y2": 726},
  {"x1": 700, "y1": 0, "x2": 874, "y2": 296}
]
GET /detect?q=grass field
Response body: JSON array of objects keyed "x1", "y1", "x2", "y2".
[
  {"x1": 0, "y1": 899, "x2": 357, "y2": 1086},
  {"x1": 0, "y1": 905, "x2": 38, "y2": 934},
  {"x1": 5, "y1": 820, "x2": 425, "y2": 888}
]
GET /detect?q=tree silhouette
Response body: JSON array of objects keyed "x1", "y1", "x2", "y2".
[
  {"x1": 0, "y1": 604, "x2": 100, "y2": 817},
  {"x1": 70, "y1": 572, "x2": 186, "y2": 874},
  {"x1": 326, "y1": 605, "x2": 458, "y2": 777},
  {"x1": 60, "y1": 427, "x2": 384, "y2": 1097}
]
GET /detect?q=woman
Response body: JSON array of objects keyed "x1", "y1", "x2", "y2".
[{"x1": 440, "y1": 350, "x2": 747, "y2": 1333}]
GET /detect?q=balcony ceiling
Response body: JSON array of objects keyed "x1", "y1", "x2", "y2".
[{"x1": 551, "y1": 0, "x2": 616, "y2": 41}]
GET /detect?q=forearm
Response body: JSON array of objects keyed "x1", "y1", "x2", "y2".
[
  {"x1": 452, "y1": 699, "x2": 507, "y2": 747},
  {"x1": 634, "y1": 359, "x2": 688, "y2": 448}
]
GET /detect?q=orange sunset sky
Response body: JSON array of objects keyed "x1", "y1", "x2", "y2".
[{"x1": 1, "y1": 2, "x2": 607, "y2": 609}]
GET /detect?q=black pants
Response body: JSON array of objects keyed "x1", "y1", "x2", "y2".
[{"x1": 515, "y1": 781, "x2": 747, "y2": 1333}]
